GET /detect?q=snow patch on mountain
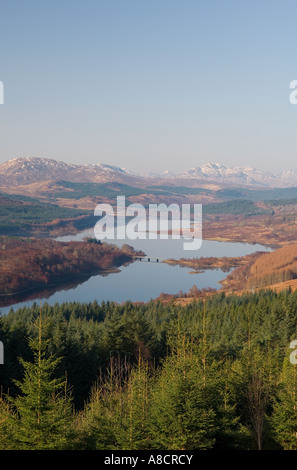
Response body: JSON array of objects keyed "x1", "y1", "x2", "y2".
[
  {"x1": 2, "y1": 157, "x2": 297, "y2": 188},
  {"x1": 0, "y1": 157, "x2": 136, "y2": 185},
  {"x1": 177, "y1": 162, "x2": 297, "y2": 187}
]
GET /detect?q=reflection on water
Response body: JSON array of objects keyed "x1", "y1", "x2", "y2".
[
  {"x1": 0, "y1": 229, "x2": 272, "y2": 315},
  {"x1": 0, "y1": 268, "x2": 120, "y2": 309}
]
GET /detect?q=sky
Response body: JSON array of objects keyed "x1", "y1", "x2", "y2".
[{"x1": 0, "y1": 0, "x2": 297, "y2": 174}]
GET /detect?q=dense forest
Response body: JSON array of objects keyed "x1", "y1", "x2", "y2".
[{"x1": 1, "y1": 290, "x2": 297, "y2": 450}]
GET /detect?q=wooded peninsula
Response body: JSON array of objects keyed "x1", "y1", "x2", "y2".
[{"x1": 0, "y1": 237, "x2": 143, "y2": 296}]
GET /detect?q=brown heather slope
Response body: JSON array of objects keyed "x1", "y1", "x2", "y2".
[
  {"x1": 0, "y1": 237, "x2": 141, "y2": 296},
  {"x1": 160, "y1": 244, "x2": 297, "y2": 304},
  {"x1": 202, "y1": 212, "x2": 297, "y2": 247},
  {"x1": 218, "y1": 242, "x2": 297, "y2": 293},
  {"x1": 246, "y1": 243, "x2": 297, "y2": 289}
]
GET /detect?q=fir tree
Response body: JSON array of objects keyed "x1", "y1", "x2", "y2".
[
  {"x1": 81, "y1": 354, "x2": 151, "y2": 450},
  {"x1": 233, "y1": 344, "x2": 278, "y2": 450},
  {"x1": 149, "y1": 333, "x2": 217, "y2": 450},
  {"x1": 0, "y1": 387, "x2": 13, "y2": 450},
  {"x1": 7, "y1": 312, "x2": 74, "y2": 449},
  {"x1": 271, "y1": 347, "x2": 297, "y2": 450}
]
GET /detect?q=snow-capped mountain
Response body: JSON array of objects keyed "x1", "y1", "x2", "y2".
[
  {"x1": 181, "y1": 162, "x2": 253, "y2": 182},
  {"x1": 1, "y1": 157, "x2": 297, "y2": 189},
  {"x1": 177, "y1": 162, "x2": 297, "y2": 187},
  {"x1": 0, "y1": 157, "x2": 137, "y2": 185}
]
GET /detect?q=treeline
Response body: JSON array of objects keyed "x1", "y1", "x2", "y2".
[
  {"x1": 0, "y1": 237, "x2": 134, "y2": 295},
  {"x1": 156, "y1": 285, "x2": 217, "y2": 301},
  {"x1": 147, "y1": 185, "x2": 212, "y2": 196},
  {"x1": 55, "y1": 180, "x2": 169, "y2": 200},
  {"x1": 1, "y1": 290, "x2": 297, "y2": 449},
  {"x1": 203, "y1": 199, "x2": 272, "y2": 217}
]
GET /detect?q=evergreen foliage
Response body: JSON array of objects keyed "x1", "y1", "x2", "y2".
[
  {"x1": 2, "y1": 312, "x2": 73, "y2": 449},
  {"x1": 1, "y1": 290, "x2": 297, "y2": 449}
]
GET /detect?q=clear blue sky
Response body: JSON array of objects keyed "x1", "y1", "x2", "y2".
[{"x1": 0, "y1": 0, "x2": 296, "y2": 173}]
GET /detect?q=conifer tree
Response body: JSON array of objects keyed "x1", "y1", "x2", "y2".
[
  {"x1": 0, "y1": 388, "x2": 13, "y2": 450},
  {"x1": 81, "y1": 354, "x2": 151, "y2": 450},
  {"x1": 7, "y1": 312, "x2": 74, "y2": 449},
  {"x1": 118, "y1": 354, "x2": 151, "y2": 449},
  {"x1": 149, "y1": 333, "x2": 217, "y2": 450},
  {"x1": 214, "y1": 356, "x2": 250, "y2": 449},
  {"x1": 271, "y1": 346, "x2": 297, "y2": 450},
  {"x1": 233, "y1": 344, "x2": 278, "y2": 450}
]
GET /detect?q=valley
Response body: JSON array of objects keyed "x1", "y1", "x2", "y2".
[
  {"x1": 2, "y1": 157, "x2": 297, "y2": 452},
  {"x1": 2, "y1": 156, "x2": 297, "y2": 308},
  {"x1": 2, "y1": 157, "x2": 297, "y2": 248}
]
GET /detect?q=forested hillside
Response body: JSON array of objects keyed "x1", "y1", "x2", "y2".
[
  {"x1": 0, "y1": 237, "x2": 137, "y2": 296},
  {"x1": 1, "y1": 290, "x2": 297, "y2": 450},
  {"x1": 0, "y1": 192, "x2": 95, "y2": 236}
]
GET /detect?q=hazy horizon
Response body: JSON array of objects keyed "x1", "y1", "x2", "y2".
[
  {"x1": 3, "y1": 155, "x2": 297, "y2": 177},
  {"x1": 1, "y1": 1, "x2": 297, "y2": 174}
]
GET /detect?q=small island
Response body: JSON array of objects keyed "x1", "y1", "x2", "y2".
[{"x1": 162, "y1": 252, "x2": 264, "y2": 273}]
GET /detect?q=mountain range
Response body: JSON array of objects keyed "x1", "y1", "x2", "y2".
[
  {"x1": 178, "y1": 162, "x2": 297, "y2": 187},
  {"x1": 0, "y1": 157, "x2": 137, "y2": 186},
  {"x1": 1, "y1": 157, "x2": 297, "y2": 188}
]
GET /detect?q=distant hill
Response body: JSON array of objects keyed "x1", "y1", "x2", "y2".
[
  {"x1": 0, "y1": 191, "x2": 96, "y2": 236},
  {"x1": 1, "y1": 157, "x2": 297, "y2": 189},
  {"x1": 177, "y1": 162, "x2": 297, "y2": 188},
  {"x1": 0, "y1": 157, "x2": 138, "y2": 186}
]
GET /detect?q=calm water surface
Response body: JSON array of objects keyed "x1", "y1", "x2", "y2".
[{"x1": 0, "y1": 229, "x2": 272, "y2": 314}]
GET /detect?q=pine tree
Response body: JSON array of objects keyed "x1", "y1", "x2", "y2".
[
  {"x1": 271, "y1": 347, "x2": 297, "y2": 450},
  {"x1": 7, "y1": 312, "x2": 74, "y2": 449},
  {"x1": 81, "y1": 354, "x2": 151, "y2": 450},
  {"x1": 77, "y1": 360, "x2": 123, "y2": 450},
  {"x1": 149, "y1": 333, "x2": 217, "y2": 450},
  {"x1": 233, "y1": 344, "x2": 278, "y2": 450},
  {"x1": 214, "y1": 356, "x2": 250, "y2": 449},
  {"x1": 118, "y1": 354, "x2": 151, "y2": 449},
  {"x1": 0, "y1": 387, "x2": 14, "y2": 450}
]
